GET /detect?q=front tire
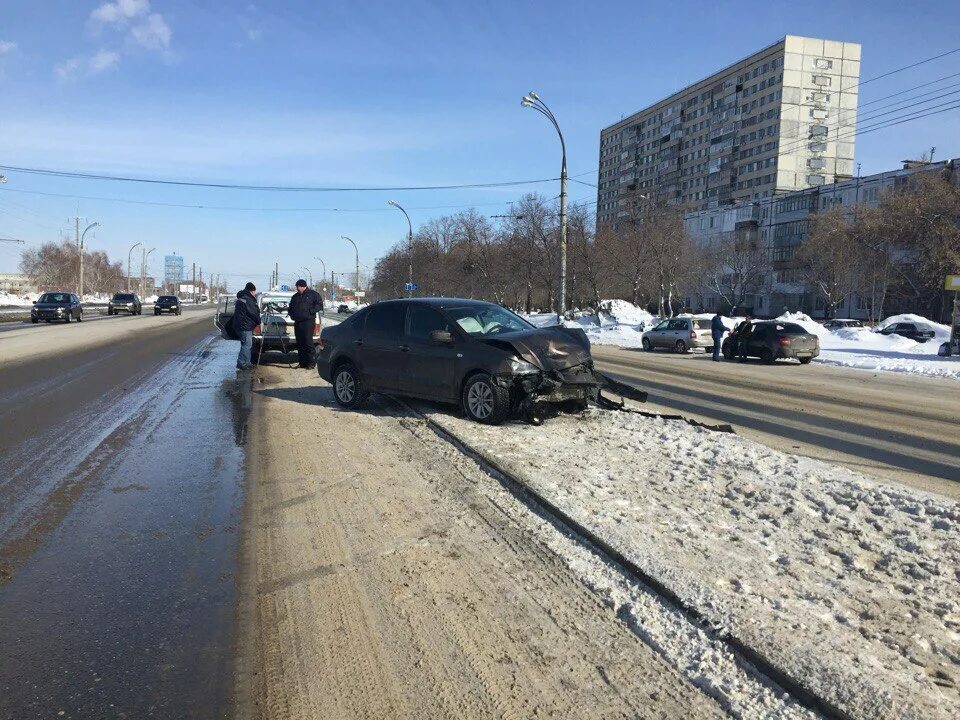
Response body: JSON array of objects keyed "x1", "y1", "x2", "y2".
[
  {"x1": 462, "y1": 373, "x2": 509, "y2": 425},
  {"x1": 64, "y1": 314, "x2": 70, "y2": 323},
  {"x1": 722, "y1": 342, "x2": 734, "y2": 360},
  {"x1": 332, "y1": 363, "x2": 368, "y2": 409},
  {"x1": 641, "y1": 337, "x2": 652, "y2": 352},
  {"x1": 77, "y1": 312, "x2": 82, "y2": 323},
  {"x1": 798, "y1": 356, "x2": 812, "y2": 365}
]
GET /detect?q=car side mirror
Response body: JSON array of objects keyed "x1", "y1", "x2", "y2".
[{"x1": 430, "y1": 329, "x2": 454, "y2": 345}]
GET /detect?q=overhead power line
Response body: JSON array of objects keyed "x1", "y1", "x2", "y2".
[{"x1": 0, "y1": 165, "x2": 568, "y2": 193}]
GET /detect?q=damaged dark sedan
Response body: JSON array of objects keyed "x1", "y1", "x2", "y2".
[{"x1": 316, "y1": 298, "x2": 644, "y2": 424}]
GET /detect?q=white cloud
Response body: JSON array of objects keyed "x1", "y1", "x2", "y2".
[
  {"x1": 89, "y1": 49, "x2": 121, "y2": 73},
  {"x1": 130, "y1": 13, "x2": 171, "y2": 51},
  {"x1": 0, "y1": 40, "x2": 17, "y2": 56},
  {"x1": 55, "y1": 57, "x2": 83, "y2": 81},
  {"x1": 91, "y1": 0, "x2": 150, "y2": 24},
  {"x1": 246, "y1": 28, "x2": 263, "y2": 42}
]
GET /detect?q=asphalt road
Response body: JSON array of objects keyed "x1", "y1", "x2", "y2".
[
  {"x1": 0, "y1": 306, "x2": 244, "y2": 719},
  {"x1": 0, "y1": 301, "x2": 210, "y2": 334},
  {"x1": 591, "y1": 345, "x2": 960, "y2": 498}
]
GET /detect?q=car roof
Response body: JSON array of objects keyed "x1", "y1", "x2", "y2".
[{"x1": 374, "y1": 297, "x2": 495, "y2": 309}]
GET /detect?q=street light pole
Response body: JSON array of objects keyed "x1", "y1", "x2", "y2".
[
  {"x1": 387, "y1": 201, "x2": 413, "y2": 296},
  {"x1": 521, "y1": 90, "x2": 567, "y2": 322},
  {"x1": 78, "y1": 221, "x2": 100, "y2": 298},
  {"x1": 141, "y1": 247, "x2": 156, "y2": 297},
  {"x1": 127, "y1": 242, "x2": 141, "y2": 292},
  {"x1": 341, "y1": 236, "x2": 360, "y2": 292},
  {"x1": 301, "y1": 266, "x2": 313, "y2": 286}
]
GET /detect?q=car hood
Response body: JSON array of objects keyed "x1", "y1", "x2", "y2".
[
  {"x1": 34, "y1": 302, "x2": 69, "y2": 309},
  {"x1": 478, "y1": 327, "x2": 591, "y2": 371}
]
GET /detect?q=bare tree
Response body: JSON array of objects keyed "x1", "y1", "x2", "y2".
[
  {"x1": 796, "y1": 206, "x2": 864, "y2": 318},
  {"x1": 702, "y1": 226, "x2": 768, "y2": 313}
]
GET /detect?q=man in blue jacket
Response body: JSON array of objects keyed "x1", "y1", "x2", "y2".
[
  {"x1": 711, "y1": 311, "x2": 727, "y2": 361},
  {"x1": 232, "y1": 282, "x2": 260, "y2": 370}
]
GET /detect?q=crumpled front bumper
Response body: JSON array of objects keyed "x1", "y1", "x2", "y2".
[{"x1": 495, "y1": 361, "x2": 647, "y2": 410}]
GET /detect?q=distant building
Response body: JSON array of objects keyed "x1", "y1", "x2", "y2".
[
  {"x1": 164, "y1": 254, "x2": 185, "y2": 287},
  {"x1": 684, "y1": 158, "x2": 959, "y2": 318},
  {"x1": 0, "y1": 273, "x2": 34, "y2": 295},
  {"x1": 598, "y1": 35, "x2": 861, "y2": 224}
]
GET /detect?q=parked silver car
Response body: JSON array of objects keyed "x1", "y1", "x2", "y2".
[{"x1": 641, "y1": 317, "x2": 713, "y2": 353}]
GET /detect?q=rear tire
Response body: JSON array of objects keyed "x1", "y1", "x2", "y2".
[
  {"x1": 798, "y1": 356, "x2": 812, "y2": 365},
  {"x1": 761, "y1": 348, "x2": 775, "y2": 364},
  {"x1": 675, "y1": 339, "x2": 687, "y2": 353},
  {"x1": 462, "y1": 373, "x2": 510, "y2": 425},
  {"x1": 641, "y1": 337, "x2": 652, "y2": 352},
  {"x1": 332, "y1": 362, "x2": 368, "y2": 409}
]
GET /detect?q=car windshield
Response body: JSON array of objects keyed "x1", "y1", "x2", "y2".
[
  {"x1": 445, "y1": 305, "x2": 534, "y2": 336},
  {"x1": 158, "y1": 295, "x2": 177, "y2": 301},
  {"x1": 39, "y1": 293, "x2": 69, "y2": 303},
  {"x1": 113, "y1": 294, "x2": 134, "y2": 301}
]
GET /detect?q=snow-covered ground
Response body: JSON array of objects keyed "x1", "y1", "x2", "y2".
[
  {"x1": 525, "y1": 301, "x2": 959, "y2": 380},
  {"x1": 423, "y1": 407, "x2": 960, "y2": 720}
]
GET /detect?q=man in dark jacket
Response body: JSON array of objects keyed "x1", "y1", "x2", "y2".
[
  {"x1": 710, "y1": 311, "x2": 727, "y2": 362},
  {"x1": 288, "y1": 279, "x2": 323, "y2": 368},
  {"x1": 232, "y1": 282, "x2": 260, "y2": 370},
  {"x1": 736, "y1": 317, "x2": 753, "y2": 362}
]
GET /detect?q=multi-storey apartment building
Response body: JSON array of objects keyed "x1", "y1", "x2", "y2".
[
  {"x1": 597, "y1": 35, "x2": 861, "y2": 225},
  {"x1": 683, "y1": 158, "x2": 959, "y2": 319}
]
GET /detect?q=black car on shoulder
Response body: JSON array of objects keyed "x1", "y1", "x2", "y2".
[
  {"x1": 337, "y1": 304, "x2": 352, "y2": 314},
  {"x1": 154, "y1": 295, "x2": 182, "y2": 315},
  {"x1": 721, "y1": 321, "x2": 819, "y2": 364},
  {"x1": 108, "y1": 292, "x2": 142, "y2": 315},
  {"x1": 877, "y1": 321, "x2": 936, "y2": 343},
  {"x1": 317, "y1": 298, "x2": 632, "y2": 424},
  {"x1": 31, "y1": 292, "x2": 84, "y2": 323}
]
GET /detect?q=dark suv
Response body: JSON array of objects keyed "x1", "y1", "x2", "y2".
[
  {"x1": 317, "y1": 298, "x2": 606, "y2": 424},
  {"x1": 154, "y1": 295, "x2": 182, "y2": 315},
  {"x1": 108, "y1": 293, "x2": 142, "y2": 315},
  {"x1": 31, "y1": 292, "x2": 83, "y2": 323},
  {"x1": 722, "y1": 321, "x2": 820, "y2": 364}
]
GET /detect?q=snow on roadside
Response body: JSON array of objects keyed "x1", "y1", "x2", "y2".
[
  {"x1": 775, "y1": 312, "x2": 959, "y2": 379},
  {"x1": 423, "y1": 407, "x2": 960, "y2": 720}
]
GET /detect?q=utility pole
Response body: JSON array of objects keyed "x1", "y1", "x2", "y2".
[
  {"x1": 342, "y1": 236, "x2": 360, "y2": 291},
  {"x1": 274, "y1": 262, "x2": 279, "y2": 290},
  {"x1": 199, "y1": 267, "x2": 203, "y2": 300},
  {"x1": 72, "y1": 218, "x2": 100, "y2": 297},
  {"x1": 192, "y1": 263, "x2": 196, "y2": 304}
]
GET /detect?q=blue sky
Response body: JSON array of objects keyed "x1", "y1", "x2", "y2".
[{"x1": 1, "y1": 0, "x2": 959, "y2": 290}]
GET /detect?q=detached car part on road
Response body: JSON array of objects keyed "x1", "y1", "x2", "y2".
[
  {"x1": 317, "y1": 298, "x2": 646, "y2": 424},
  {"x1": 722, "y1": 321, "x2": 819, "y2": 364},
  {"x1": 31, "y1": 292, "x2": 83, "y2": 323},
  {"x1": 108, "y1": 293, "x2": 142, "y2": 315}
]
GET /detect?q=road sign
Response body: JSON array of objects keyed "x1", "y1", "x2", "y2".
[
  {"x1": 279, "y1": 284, "x2": 290, "y2": 291},
  {"x1": 404, "y1": 282, "x2": 419, "y2": 292},
  {"x1": 946, "y1": 275, "x2": 960, "y2": 291},
  {"x1": 355, "y1": 291, "x2": 366, "y2": 298}
]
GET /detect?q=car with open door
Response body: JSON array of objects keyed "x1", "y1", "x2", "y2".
[
  {"x1": 316, "y1": 298, "x2": 645, "y2": 424},
  {"x1": 721, "y1": 321, "x2": 819, "y2": 363}
]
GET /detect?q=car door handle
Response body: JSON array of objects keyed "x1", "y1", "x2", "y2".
[{"x1": 399, "y1": 344, "x2": 410, "y2": 352}]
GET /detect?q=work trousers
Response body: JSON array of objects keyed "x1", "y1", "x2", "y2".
[{"x1": 293, "y1": 320, "x2": 316, "y2": 367}]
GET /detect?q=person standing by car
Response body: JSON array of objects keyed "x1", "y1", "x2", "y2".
[
  {"x1": 736, "y1": 317, "x2": 753, "y2": 362},
  {"x1": 288, "y1": 279, "x2": 323, "y2": 368},
  {"x1": 710, "y1": 311, "x2": 727, "y2": 362},
  {"x1": 232, "y1": 282, "x2": 260, "y2": 370}
]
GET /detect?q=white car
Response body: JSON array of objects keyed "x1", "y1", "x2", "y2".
[{"x1": 253, "y1": 291, "x2": 322, "y2": 353}]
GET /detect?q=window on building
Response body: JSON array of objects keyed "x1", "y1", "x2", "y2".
[{"x1": 812, "y1": 75, "x2": 832, "y2": 86}]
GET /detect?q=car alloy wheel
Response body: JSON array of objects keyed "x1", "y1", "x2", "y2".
[
  {"x1": 335, "y1": 371, "x2": 355, "y2": 403},
  {"x1": 675, "y1": 340, "x2": 687, "y2": 353},
  {"x1": 467, "y1": 381, "x2": 494, "y2": 419}
]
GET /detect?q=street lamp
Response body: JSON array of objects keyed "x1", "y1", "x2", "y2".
[
  {"x1": 127, "y1": 242, "x2": 142, "y2": 292},
  {"x1": 341, "y1": 236, "x2": 360, "y2": 292},
  {"x1": 141, "y1": 247, "x2": 156, "y2": 297},
  {"x1": 387, "y1": 200, "x2": 413, "y2": 296},
  {"x1": 78, "y1": 221, "x2": 100, "y2": 298},
  {"x1": 521, "y1": 90, "x2": 567, "y2": 321},
  {"x1": 300, "y1": 266, "x2": 313, "y2": 286}
]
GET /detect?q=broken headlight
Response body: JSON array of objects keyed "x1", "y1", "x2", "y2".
[{"x1": 507, "y1": 357, "x2": 540, "y2": 375}]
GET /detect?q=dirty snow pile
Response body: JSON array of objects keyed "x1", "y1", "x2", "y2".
[
  {"x1": 425, "y1": 408, "x2": 960, "y2": 720},
  {"x1": 775, "y1": 312, "x2": 959, "y2": 379},
  {"x1": 525, "y1": 300, "x2": 656, "y2": 348}
]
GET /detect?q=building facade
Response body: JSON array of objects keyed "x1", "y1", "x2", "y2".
[
  {"x1": 163, "y1": 254, "x2": 184, "y2": 287},
  {"x1": 0, "y1": 272, "x2": 33, "y2": 295},
  {"x1": 684, "y1": 158, "x2": 959, "y2": 319},
  {"x1": 598, "y1": 35, "x2": 861, "y2": 225}
]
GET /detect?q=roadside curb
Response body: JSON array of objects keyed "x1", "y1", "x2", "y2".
[{"x1": 398, "y1": 398, "x2": 853, "y2": 720}]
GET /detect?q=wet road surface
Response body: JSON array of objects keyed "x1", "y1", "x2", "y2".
[{"x1": 0, "y1": 314, "x2": 248, "y2": 719}]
